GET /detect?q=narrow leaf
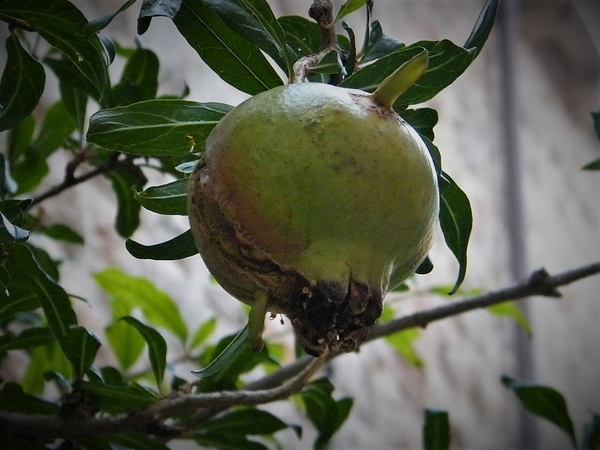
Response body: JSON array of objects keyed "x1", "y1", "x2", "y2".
[
  {"x1": 87, "y1": 100, "x2": 232, "y2": 156},
  {"x1": 502, "y1": 375, "x2": 577, "y2": 448},
  {"x1": 34, "y1": 101, "x2": 76, "y2": 158},
  {"x1": 121, "y1": 316, "x2": 167, "y2": 389},
  {"x1": 173, "y1": 0, "x2": 283, "y2": 95},
  {"x1": 193, "y1": 325, "x2": 249, "y2": 378},
  {"x1": 190, "y1": 317, "x2": 217, "y2": 350},
  {"x1": 202, "y1": 0, "x2": 291, "y2": 73},
  {"x1": 138, "y1": 0, "x2": 183, "y2": 34},
  {"x1": 0, "y1": 0, "x2": 109, "y2": 98},
  {"x1": 487, "y1": 301, "x2": 532, "y2": 336},
  {"x1": 81, "y1": 380, "x2": 158, "y2": 413},
  {"x1": 105, "y1": 48, "x2": 160, "y2": 107},
  {"x1": 62, "y1": 326, "x2": 101, "y2": 381},
  {"x1": 0, "y1": 213, "x2": 29, "y2": 244},
  {"x1": 0, "y1": 327, "x2": 53, "y2": 354},
  {"x1": 335, "y1": 0, "x2": 366, "y2": 22},
  {"x1": 60, "y1": 81, "x2": 87, "y2": 136},
  {"x1": 105, "y1": 319, "x2": 145, "y2": 371},
  {"x1": 439, "y1": 171, "x2": 472, "y2": 294},
  {"x1": 126, "y1": 229, "x2": 198, "y2": 260},
  {"x1": 400, "y1": 108, "x2": 438, "y2": 142},
  {"x1": 0, "y1": 34, "x2": 45, "y2": 132},
  {"x1": 93, "y1": 267, "x2": 188, "y2": 341},
  {"x1": 592, "y1": 110, "x2": 600, "y2": 141},
  {"x1": 135, "y1": 178, "x2": 188, "y2": 215},
  {"x1": 583, "y1": 413, "x2": 600, "y2": 450},
  {"x1": 105, "y1": 167, "x2": 144, "y2": 238},
  {"x1": 583, "y1": 159, "x2": 600, "y2": 171},
  {"x1": 360, "y1": 20, "x2": 404, "y2": 64},
  {"x1": 423, "y1": 408, "x2": 450, "y2": 450},
  {"x1": 463, "y1": 0, "x2": 499, "y2": 59},
  {"x1": 200, "y1": 408, "x2": 288, "y2": 436},
  {"x1": 84, "y1": 0, "x2": 138, "y2": 36},
  {"x1": 38, "y1": 223, "x2": 84, "y2": 244}
]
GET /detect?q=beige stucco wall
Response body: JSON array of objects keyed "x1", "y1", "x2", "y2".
[{"x1": 1, "y1": 1, "x2": 599, "y2": 449}]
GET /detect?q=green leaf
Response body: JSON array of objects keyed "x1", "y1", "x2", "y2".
[
  {"x1": 62, "y1": 326, "x2": 101, "y2": 381},
  {"x1": 6, "y1": 114, "x2": 34, "y2": 166},
  {"x1": 463, "y1": 0, "x2": 499, "y2": 59},
  {"x1": 0, "y1": 0, "x2": 109, "y2": 99},
  {"x1": 487, "y1": 301, "x2": 532, "y2": 336},
  {"x1": 0, "y1": 381, "x2": 60, "y2": 415},
  {"x1": 108, "y1": 432, "x2": 170, "y2": 450},
  {"x1": 126, "y1": 229, "x2": 198, "y2": 260},
  {"x1": 138, "y1": 0, "x2": 183, "y2": 34},
  {"x1": 135, "y1": 178, "x2": 188, "y2": 215},
  {"x1": 81, "y1": 380, "x2": 158, "y2": 414},
  {"x1": 342, "y1": 40, "x2": 474, "y2": 106},
  {"x1": 583, "y1": 413, "x2": 600, "y2": 450},
  {"x1": 105, "y1": 320, "x2": 145, "y2": 371},
  {"x1": 592, "y1": 110, "x2": 600, "y2": 141},
  {"x1": 202, "y1": 0, "x2": 291, "y2": 74},
  {"x1": 334, "y1": 0, "x2": 366, "y2": 22},
  {"x1": 583, "y1": 159, "x2": 600, "y2": 171},
  {"x1": 6, "y1": 245, "x2": 77, "y2": 340},
  {"x1": 38, "y1": 223, "x2": 84, "y2": 244},
  {"x1": 400, "y1": 108, "x2": 438, "y2": 142},
  {"x1": 423, "y1": 408, "x2": 450, "y2": 450},
  {"x1": 0, "y1": 327, "x2": 54, "y2": 354},
  {"x1": 84, "y1": 0, "x2": 138, "y2": 36},
  {"x1": 190, "y1": 317, "x2": 217, "y2": 350},
  {"x1": 193, "y1": 433, "x2": 270, "y2": 450},
  {"x1": 21, "y1": 340, "x2": 72, "y2": 394},
  {"x1": 0, "y1": 213, "x2": 29, "y2": 244},
  {"x1": 60, "y1": 80, "x2": 87, "y2": 136},
  {"x1": 360, "y1": 20, "x2": 404, "y2": 64},
  {"x1": 121, "y1": 316, "x2": 167, "y2": 389},
  {"x1": 300, "y1": 378, "x2": 353, "y2": 450},
  {"x1": 34, "y1": 101, "x2": 76, "y2": 158},
  {"x1": 439, "y1": 171, "x2": 472, "y2": 294},
  {"x1": 278, "y1": 15, "x2": 320, "y2": 59},
  {"x1": 94, "y1": 267, "x2": 188, "y2": 342},
  {"x1": 87, "y1": 99, "x2": 232, "y2": 156},
  {"x1": 502, "y1": 375, "x2": 577, "y2": 448},
  {"x1": 173, "y1": 0, "x2": 283, "y2": 95},
  {"x1": 200, "y1": 407, "x2": 289, "y2": 436},
  {"x1": 105, "y1": 48, "x2": 160, "y2": 107},
  {"x1": 105, "y1": 167, "x2": 144, "y2": 238},
  {"x1": 0, "y1": 34, "x2": 45, "y2": 132},
  {"x1": 193, "y1": 325, "x2": 249, "y2": 379},
  {"x1": 385, "y1": 328, "x2": 424, "y2": 367}
]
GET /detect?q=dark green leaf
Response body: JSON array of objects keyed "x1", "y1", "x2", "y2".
[
  {"x1": 108, "y1": 432, "x2": 170, "y2": 450},
  {"x1": 400, "y1": 108, "x2": 438, "y2": 142},
  {"x1": 105, "y1": 319, "x2": 145, "y2": 370},
  {"x1": 121, "y1": 316, "x2": 167, "y2": 389},
  {"x1": 342, "y1": 41, "x2": 474, "y2": 106},
  {"x1": 463, "y1": 0, "x2": 499, "y2": 59},
  {"x1": 193, "y1": 433, "x2": 269, "y2": 450},
  {"x1": 33, "y1": 101, "x2": 75, "y2": 158},
  {"x1": 334, "y1": 0, "x2": 366, "y2": 22},
  {"x1": 193, "y1": 325, "x2": 249, "y2": 379},
  {"x1": 173, "y1": 0, "x2": 283, "y2": 95},
  {"x1": 135, "y1": 178, "x2": 188, "y2": 215},
  {"x1": 138, "y1": 0, "x2": 182, "y2": 34},
  {"x1": 87, "y1": 100, "x2": 232, "y2": 156},
  {"x1": 44, "y1": 57, "x2": 101, "y2": 101},
  {"x1": 0, "y1": 155, "x2": 17, "y2": 196},
  {"x1": 439, "y1": 171, "x2": 472, "y2": 294},
  {"x1": 6, "y1": 114, "x2": 34, "y2": 166},
  {"x1": 0, "y1": 0, "x2": 109, "y2": 99},
  {"x1": 0, "y1": 327, "x2": 54, "y2": 354},
  {"x1": 0, "y1": 34, "x2": 45, "y2": 132},
  {"x1": 583, "y1": 159, "x2": 600, "y2": 171},
  {"x1": 200, "y1": 408, "x2": 288, "y2": 436},
  {"x1": 81, "y1": 380, "x2": 158, "y2": 413},
  {"x1": 190, "y1": 317, "x2": 217, "y2": 350},
  {"x1": 62, "y1": 326, "x2": 101, "y2": 381},
  {"x1": 126, "y1": 229, "x2": 198, "y2": 260},
  {"x1": 502, "y1": 375, "x2": 577, "y2": 448},
  {"x1": 361, "y1": 20, "x2": 404, "y2": 64},
  {"x1": 0, "y1": 213, "x2": 29, "y2": 244},
  {"x1": 301, "y1": 378, "x2": 353, "y2": 449},
  {"x1": 94, "y1": 267, "x2": 188, "y2": 341},
  {"x1": 106, "y1": 48, "x2": 160, "y2": 107},
  {"x1": 341, "y1": 22, "x2": 357, "y2": 77},
  {"x1": 21, "y1": 340, "x2": 72, "y2": 394},
  {"x1": 487, "y1": 302, "x2": 532, "y2": 336},
  {"x1": 105, "y1": 167, "x2": 145, "y2": 238},
  {"x1": 60, "y1": 81, "x2": 87, "y2": 136},
  {"x1": 423, "y1": 408, "x2": 450, "y2": 450},
  {"x1": 0, "y1": 381, "x2": 59, "y2": 415},
  {"x1": 6, "y1": 245, "x2": 77, "y2": 341},
  {"x1": 592, "y1": 110, "x2": 600, "y2": 141},
  {"x1": 0, "y1": 285, "x2": 38, "y2": 322},
  {"x1": 278, "y1": 15, "x2": 320, "y2": 60},
  {"x1": 26, "y1": 244, "x2": 60, "y2": 282},
  {"x1": 38, "y1": 223, "x2": 84, "y2": 244},
  {"x1": 202, "y1": 0, "x2": 291, "y2": 74},
  {"x1": 583, "y1": 413, "x2": 600, "y2": 450},
  {"x1": 84, "y1": 0, "x2": 138, "y2": 36}
]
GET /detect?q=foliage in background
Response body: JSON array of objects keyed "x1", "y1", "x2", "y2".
[{"x1": 0, "y1": 0, "x2": 598, "y2": 449}]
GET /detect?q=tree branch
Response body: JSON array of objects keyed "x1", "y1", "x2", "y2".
[{"x1": 0, "y1": 262, "x2": 598, "y2": 441}]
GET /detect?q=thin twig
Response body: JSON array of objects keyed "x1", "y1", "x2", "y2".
[{"x1": 0, "y1": 262, "x2": 598, "y2": 440}]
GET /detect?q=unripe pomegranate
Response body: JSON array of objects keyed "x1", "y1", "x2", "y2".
[{"x1": 187, "y1": 51, "x2": 438, "y2": 355}]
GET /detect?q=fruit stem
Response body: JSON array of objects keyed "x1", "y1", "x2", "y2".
[
  {"x1": 370, "y1": 50, "x2": 429, "y2": 108},
  {"x1": 248, "y1": 290, "x2": 269, "y2": 352}
]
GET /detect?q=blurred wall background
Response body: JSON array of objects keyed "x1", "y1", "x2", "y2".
[{"x1": 1, "y1": 0, "x2": 599, "y2": 449}]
